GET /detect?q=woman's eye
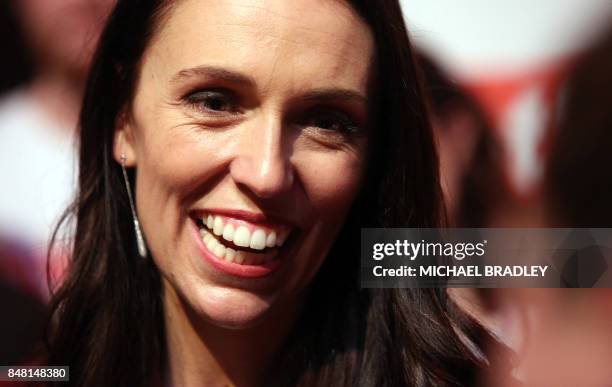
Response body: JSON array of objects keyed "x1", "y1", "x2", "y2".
[
  {"x1": 306, "y1": 110, "x2": 361, "y2": 134},
  {"x1": 184, "y1": 90, "x2": 238, "y2": 114}
]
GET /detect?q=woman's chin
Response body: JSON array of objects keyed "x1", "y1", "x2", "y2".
[{"x1": 190, "y1": 286, "x2": 277, "y2": 330}]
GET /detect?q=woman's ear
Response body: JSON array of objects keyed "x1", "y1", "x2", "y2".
[{"x1": 113, "y1": 112, "x2": 137, "y2": 166}]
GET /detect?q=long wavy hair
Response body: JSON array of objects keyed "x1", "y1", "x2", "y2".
[{"x1": 46, "y1": 1, "x2": 490, "y2": 385}]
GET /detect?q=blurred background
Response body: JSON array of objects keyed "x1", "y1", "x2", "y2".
[
  {"x1": 0, "y1": 0, "x2": 611, "y2": 384},
  {"x1": 402, "y1": 1, "x2": 612, "y2": 385},
  {"x1": 0, "y1": 0, "x2": 114, "y2": 367},
  {"x1": 403, "y1": 0, "x2": 612, "y2": 224}
]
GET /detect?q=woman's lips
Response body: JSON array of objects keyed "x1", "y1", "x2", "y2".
[{"x1": 190, "y1": 211, "x2": 294, "y2": 278}]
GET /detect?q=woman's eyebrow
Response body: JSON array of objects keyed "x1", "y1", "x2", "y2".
[
  {"x1": 171, "y1": 66, "x2": 367, "y2": 104},
  {"x1": 301, "y1": 88, "x2": 367, "y2": 104},
  {"x1": 171, "y1": 65, "x2": 256, "y2": 86}
]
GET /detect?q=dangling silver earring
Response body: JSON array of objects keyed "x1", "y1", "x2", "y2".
[{"x1": 120, "y1": 154, "x2": 147, "y2": 258}]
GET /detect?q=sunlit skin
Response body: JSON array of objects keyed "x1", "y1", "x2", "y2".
[{"x1": 113, "y1": 0, "x2": 375, "y2": 385}]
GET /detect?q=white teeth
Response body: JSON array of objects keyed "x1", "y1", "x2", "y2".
[
  {"x1": 203, "y1": 232, "x2": 212, "y2": 244},
  {"x1": 206, "y1": 235, "x2": 216, "y2": 250},
  {"x1": 202, "y1": 214, "x2": 289, "y2": 248},
  {"x1": 213, "y1": 243, "x2": 226, "y2": 258},
  {"x1": 222, "y1": 224, "x2": 234, "y2": 242},
  {"x1": 234, "y1": 251, "x2": 245, "y2": 264},
  {"x1": 201, "y1": 229, "x2": 278, "y2": 265},
  {"x1": 213, "y1": 216, "x2": 224, "y2": 236},
  {"x1": 266, "y1": 231, "x2": 276, "y2": 248},
  {"x1": 250, "y1": 229, "x2": 267, "y2": 250},
  {"x1": 225, "y1": 248, "x2": 236, "y2": 262},
  {"x1": 233, "y1": 226, "x2": 251, "y2": 247},
  {"x1": 200, "y1": 213, "x2": 290, "y2": 259}
]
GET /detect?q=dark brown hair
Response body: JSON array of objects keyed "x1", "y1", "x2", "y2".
[
  {"x1": 46, "y1": 1, "x2": 490, "y2": 385},
  {"x1": 545, "y1": 28, "x2": 612, "y2": 227}
]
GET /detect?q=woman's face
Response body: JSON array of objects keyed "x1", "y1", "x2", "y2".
[{"x1": 115, "y1": 0, "x2": 374, "y2": 328}]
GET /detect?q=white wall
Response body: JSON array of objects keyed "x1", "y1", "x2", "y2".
[{"x1": 401, "y1": 0, "x2": 612, "y2": 79}]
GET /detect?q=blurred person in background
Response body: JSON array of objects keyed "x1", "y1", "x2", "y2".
[
  {"x1": 0, "y1": 0, "x2": 113, "y2": 298},
  {"x1": 487, "y1": 26, "x2": 612, "y2": 387},
  {"x1": 418, "y1": 55, "x2": 524, "y2": 360},
  {"x1": 417, "y1": 54, "x2": 508, "y2": 228},
  {"x1": 418, "y1": 52, "x2": 545, "y2": 230},
  {"x1": 0, "y1": 0, "x2": 113, "y2": 370}
]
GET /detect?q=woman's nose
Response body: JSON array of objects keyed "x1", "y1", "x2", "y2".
[{"x1": 229, "y1": 116, "x2": 294, "y2": 199}]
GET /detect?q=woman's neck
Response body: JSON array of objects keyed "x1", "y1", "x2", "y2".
[{"x1": 162, "y1": 282, "x2": 302, "y2": 387}]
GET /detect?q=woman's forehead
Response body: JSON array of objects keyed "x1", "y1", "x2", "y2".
[{"x1": 140, "y1": 0, "x2": 375, "y2": 96}]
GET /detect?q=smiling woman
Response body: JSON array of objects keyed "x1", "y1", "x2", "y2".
[{"x1": 44, "y1": 0, "x2": 491, "y2": 386}]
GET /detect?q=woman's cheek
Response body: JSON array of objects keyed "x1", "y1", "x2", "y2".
[
  {"x1": 140, "y1": 130, "x2": 222, "y2": 194},
  {"x1": 299, "y1": 152, "x2": 365, "y2": 210},
  {"x1": 286, "y1": 153, "x2": 364, "y2": 293}
]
